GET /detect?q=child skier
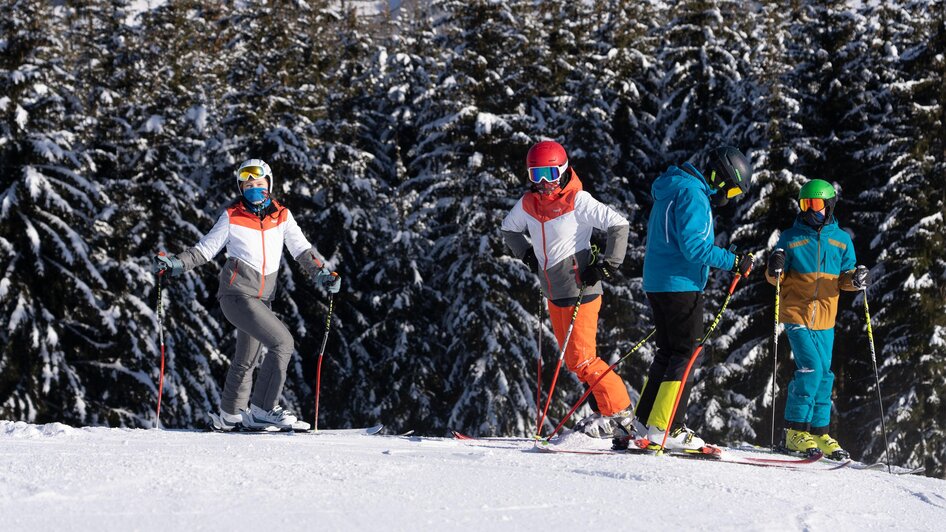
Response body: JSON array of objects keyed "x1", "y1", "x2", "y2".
[
  {"x1": 766, "y1": 179, "x2": 868, "y2": 460},
  {"x1": 631, "y1": 146, "x2": 753, "y2": 451},
  {"x1": 152, "y1": 158, "x2": 341, "y2": 431},
  {"x1": 501, "y1": 140, "x2": 635, "y2": 439}
]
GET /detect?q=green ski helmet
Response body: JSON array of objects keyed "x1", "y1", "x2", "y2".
[{"x1": 798, "y1": 179, "x2": 838, "y2": 225}]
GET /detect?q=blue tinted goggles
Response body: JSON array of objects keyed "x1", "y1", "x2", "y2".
[{"x1": 528, "y1": 162, "x2": 568, "y2": 183}]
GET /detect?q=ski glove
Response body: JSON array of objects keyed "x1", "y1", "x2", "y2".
[
  {"x1": 580, "y1": 262, "x2": 616, "y2": 286},
  {"x1": 767, "y1": 248, "x2": 786, "y2": 278},
  {"x1": 152, "y1": 253, "x2": 184, "y2": 277},
  {"x1": 852, "y1": 265, "x2": 870, "y2": 289},
  {"x1": 731, "y1": 252, "x2": 755, "y2": 277},
  {"x1": 315, "y1": 268, "x2": 342, "y2": 294}
]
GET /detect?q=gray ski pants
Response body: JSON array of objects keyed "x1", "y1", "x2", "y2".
[{"x1": 219, "y1": 295, "x2": 294, "y2": 414}]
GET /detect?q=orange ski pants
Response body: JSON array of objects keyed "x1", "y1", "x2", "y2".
[{"x1": 547, "y1": 296, "x2": 631, "y2": 416}]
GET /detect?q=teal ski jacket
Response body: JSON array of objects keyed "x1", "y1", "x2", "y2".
[{"x1": 643, "y1": 163, "x2": 736, "y2": 292}]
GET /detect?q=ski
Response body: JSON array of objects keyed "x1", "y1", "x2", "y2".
[
  {"x1": 535, "y1": 442, "x2": 848, "y2": 470},
  {"x1": 452, "y1": 431, "x2": 541, "y2": 443},
  {"x1": 207, "y1": 417, "x2": 383, "y2": 436},
  {"x1": 734, "y1": 443, "x2": 922, "y2": 474}
]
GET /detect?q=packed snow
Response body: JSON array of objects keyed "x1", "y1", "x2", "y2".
[{"x1": 2, "y1": 421, "x2": 944, "y2": 531}]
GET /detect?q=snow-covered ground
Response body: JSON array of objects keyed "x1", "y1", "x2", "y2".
[{"x1": 2, "y1": 421, "x2": 944, "y2": 531}]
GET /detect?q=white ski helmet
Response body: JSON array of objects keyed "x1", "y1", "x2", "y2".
[{"x1": 236, "y1": 158, "x2": 273, "y2": 194}]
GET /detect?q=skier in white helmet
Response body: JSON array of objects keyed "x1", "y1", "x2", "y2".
[{"x1": 153, "y1": 158, "x2": 340, "y2": 431}]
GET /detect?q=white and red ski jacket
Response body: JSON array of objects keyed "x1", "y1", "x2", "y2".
[
  {"x1": 501, "y1": 172, "x2": 629, "y2": 300},
  {"x1": 178, "y1": 199, "x2": 326, "y2": 300}
]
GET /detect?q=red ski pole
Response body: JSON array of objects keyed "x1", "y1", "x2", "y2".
[
  {"x1": 154, "y1": 267, "x2": 166, "y2": 429},
  {"x1": 545, "y1": 328, "x2": 656, "y2": 440},
  {"x1": 656, "y1": 264, "x2": 751, "y2": 454},
  {"x1": 314, "y1": 276, "x2": 337, "y2": 432},
  {"x1": 535, "y1": 285, "x2": 586, "y2": 437}
]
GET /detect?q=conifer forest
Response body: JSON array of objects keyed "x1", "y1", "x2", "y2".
[{"x1": 1, "y1": 1, "x2": 944, "y2": 476}]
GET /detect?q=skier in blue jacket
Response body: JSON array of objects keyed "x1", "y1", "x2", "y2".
[{"x1": 629, "y1": 147, "x2": 754, "y2": 451}]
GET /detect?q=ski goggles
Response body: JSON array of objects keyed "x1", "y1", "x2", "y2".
[
  {"x1": 528, "y1": 162, "x2": 568, "y2": 183},
  {"x1": 238, "y1": 165, "x2": 268, "y2": 182},
  {"x1": 799, "y1": 197, "x2": 826, "y2": 212}
]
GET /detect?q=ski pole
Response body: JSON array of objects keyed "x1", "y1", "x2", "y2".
[
  {"x1": 863, "y1": 285, "x2": 892, "y2": 474},
  {"x1": 314, "y1": 275, "x2": 337, "y2": 432},
  {"x1": 535, "y1": 290, "x2": 544, "y2": 436},
  {"x1": 656, "y1": 263, "x2": 752, "y2": 455},
  {"x1": 771, "y1": 251, "x2": 783, "y2": 449},
  {"x1": 154, "y1": 268, "x2": 166, "y2": 429},
  {"x1": 535, "y1": 285, "x2": 586, "y2": 437},
  {"x1": 545, "y1": 328, "x2": 656, "y2": 440}
]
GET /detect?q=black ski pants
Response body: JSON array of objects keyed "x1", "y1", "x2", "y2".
[{"x1": 635, "y1": 291, "x2": 704, "y2": 430}]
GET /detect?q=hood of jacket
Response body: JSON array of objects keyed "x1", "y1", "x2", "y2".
[{"x1": 651, "y1": 162, "x2": 711, "y2": 202}]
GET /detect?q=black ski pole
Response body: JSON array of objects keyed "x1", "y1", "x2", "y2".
[
  {"x1": 771, "y1": 249, "x2": 784, "y2": 449},
  {"x1": 862, "y1": 284, "x2": 892, "y2": 474}
]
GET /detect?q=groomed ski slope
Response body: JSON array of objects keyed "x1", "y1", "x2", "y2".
[{"x1": 2, "y1": 421, "x2": 944, "y2": 531}]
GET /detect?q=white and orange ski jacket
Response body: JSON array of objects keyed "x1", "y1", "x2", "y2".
[
  {"x1": 178, "y1": 199, "x2": 326, "y2": 300},
  {"x1": 501, "y1": 172, "x2": 629, "y2": 300}
]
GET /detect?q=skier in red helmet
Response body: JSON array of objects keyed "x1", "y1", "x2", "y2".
[{"x1": 501, "y1": 140, "x2": 635, "y2": 439}]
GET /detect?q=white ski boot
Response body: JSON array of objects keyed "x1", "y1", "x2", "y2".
[
  {"x1": 242, "y1": 404, "x2": 299, "y2": 430},
  {"x1": 209, "y1": 409, "x2": 243, "y2": 432},
  {"x1": 574, "y1": 413, "x2": 614, "y2": 439},
  {"x1": 643, "y1": 424, "x2": 705, "y2": 451}
]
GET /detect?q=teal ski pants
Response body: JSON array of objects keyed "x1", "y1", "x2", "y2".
[{"x1": 784, "y1": 325, "x2": 835, "y2": 429}]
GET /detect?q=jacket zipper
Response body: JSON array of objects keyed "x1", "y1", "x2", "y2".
[
  {"x1": 540, "y1": 220, "x2": 552, "y2": 294},
  {"x1": 809, "y1": 230, "x2": 822, "y2": 326},
  {"x1": 258, "y1": 217, "x2": 267, "y2": 299}
]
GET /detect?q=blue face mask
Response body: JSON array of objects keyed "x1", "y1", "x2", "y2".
[
  {"x1": 243, "y1": 187, "x2": 269, "y2": 206},
  {"x1": 802, "y1": 209, "x2": 826, "y2": 227}
]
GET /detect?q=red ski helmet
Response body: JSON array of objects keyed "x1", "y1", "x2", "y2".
[
  {"x1": 526, "y1": 140, "x2": 568, "y2": 169},
  {"x1": 526, "y1": 141, "x2": 569, "y2": 194}
]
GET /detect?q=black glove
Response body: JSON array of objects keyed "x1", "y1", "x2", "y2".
[
  {"x1": 852, "y1": 265, "x2": 870, "y2": 289},
  {"x1": 580, "y1": 262, "x2": 616, "y2": 286},
  {"x1": 731, "y1": 252, "x2": 755, "y2": 277},
  {"x1": 767, "y1": 248, "x2": 786, "y2": 278}
]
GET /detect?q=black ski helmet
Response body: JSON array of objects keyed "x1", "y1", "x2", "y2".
[{"x1": 704, "y1": 146, "x2": 752, "y2": 206}]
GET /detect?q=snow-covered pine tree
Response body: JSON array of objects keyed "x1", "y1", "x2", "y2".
[
  {"x1": 397, "y1": 0, "x2": 548, "y2": 435},
  {"x1": 844, "y1": 0, "x2": 946, "y2": 477},
  {"x1": 328, "y1": 13, "x2": 454, "y2": 432},
  {"x1": 0, "y1": 3, "x2": 110, "y2": 424},
  {"x1": 100, "y1": 2, "x2": 236, "y2": 427}
]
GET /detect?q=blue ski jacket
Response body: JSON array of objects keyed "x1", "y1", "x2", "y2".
[{"x1": 643, "y1": 163, "x2": 736, "y2": 292}]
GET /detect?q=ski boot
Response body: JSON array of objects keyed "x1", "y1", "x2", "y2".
[
  {"x1": 242, "y1": 404, "x2": 299, "y2": 430},
  {"x1": 608, "y1": 409, "x2": 638, "y2": 450},
  {"x1": 636, "y1": 424, "x2": 706, "y2": 451},
  {"x1": 209, "y1": 409, "x2": 243, "y2": 432},
  {"x1": 778, "y1": 428, "x2": 821, "y2": 457},
  {"x1": 811, "y1": 429, "x2": 850, "y2": 460},
  {"x1": 575, "y1": 412, "x2": 614, "y2": 439}
]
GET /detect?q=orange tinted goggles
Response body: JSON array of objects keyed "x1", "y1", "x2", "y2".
[{"x1": 799, "y1": 198, "x2": 826, "y2": 212}]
